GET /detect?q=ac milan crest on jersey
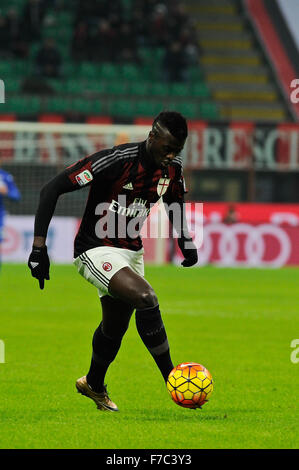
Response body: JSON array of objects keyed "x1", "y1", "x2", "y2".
[
  {"x1": 157, "y1": 178, "x2": 170, "y2": 196},
  {"x1": 102, "y1": 262, "x2": 112, "y2": 272}
]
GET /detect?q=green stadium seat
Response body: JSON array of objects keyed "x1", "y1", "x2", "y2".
[
  {"x1": 106, "y1": 80, "x2": 128, "y2": 95},
  {"x1": 79, "y1": 62, "x2": 99, "y2": 79},
  {"x1": 4, "y1": 96, "x2": 41, "y2": 114},
  {"x1": 66, "y1": 79, "x2": 85, "y2": 94},
  {"x1": 61, "y1": 62, "x2": 76, "y2": 76},
  {"x1": 150, "y1": 83, "x2": 170, "y2": 97},
  {"x1": 4, "y1": 78, "x2": 21, "y2": 93},
  {"x1": 47, "y1": 79, "x2": 67, "y2": 94},
  {"x1": 0, "y1": 61, "x2": 14, "y2": 76},
  {"x1": 89, "y1": 100, "x2": 103, "y2": 114},
  {"x1": 199, "y1": 101, "x2": 219, "y2": 119},
  {"x1": 169, "y1": 82, "x2": 190, "y2": 97},
  {"x1": 139, "y1": 47, "x2": 165, "y2": 64},
  {"x1": 72, "y1": 98, "x2": 94, "y2": 113},
  {"x1": 108, "y1": 99, "x2": 135, "y2": 118},
  {"x1": 85, "y1": 80, "x2": 106, "y2": 94},
  {"x1": 172, "y1": 101, "x2": 198, "y2": 119},
  {"x1": 99, "y1": 63, "x2": 121, "y2": 80},
  {"x1": 120, "y1": 64, "x2": 142, "y2": 81},
  {"x1": 135, "y1": 100, "x2": 164, "y2": 117},
  {"x1": 189, "y1": 66, "x2": 204, "y2": 82},
  {"x1": 127, "y1": 81, "x2": 150, "y2": 96},
  {"x1": 191, "y1": 82, "x2": 210, "y2": 98},
  {"x1": 46, "y1": 97, "x2": 71, "y2": 113},
  {"x1": 13, "y1": 60, "x2": 29, "y2": 75}
]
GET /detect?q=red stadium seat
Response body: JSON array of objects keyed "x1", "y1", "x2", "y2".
[
  {"x1": 86, "y1": 116, "x2": 113, "y2": 124},
  {"x1": 134, "y1": 118, "x2": 153, "y2": 125},
  {"x1": 0, "y1": 114, "x2": 16, "y2": 121},
  {"x1": 38, "y1": 114, "x2": 65, "y2": 123}
]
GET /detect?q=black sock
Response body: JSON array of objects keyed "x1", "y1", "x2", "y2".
[
  {"x1": 86, "y1": 322, "x2": 122, "y2": 393},
  {"x1": 135, "y1": 304, "x2": 173, "y2": 382}
]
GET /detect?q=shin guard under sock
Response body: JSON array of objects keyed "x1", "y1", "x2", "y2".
[
  {"x1": 86, "y1": 322, "x2": 122, "y2": 392},
  {"x1": 135, "y1": 304, "x2": 174, "y2": 381}
]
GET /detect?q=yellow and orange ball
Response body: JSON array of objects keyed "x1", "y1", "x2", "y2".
[{"x1": 167, "y1": 362, "x2": 213, "y2": 409}]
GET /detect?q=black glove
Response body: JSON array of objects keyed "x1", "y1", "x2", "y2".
[
  {"x1": 178, "y1": 237, "x2": 198, "y2": 267},
  {"x1": 28, "y1": 245, "x2": 50, "y2": 290}
]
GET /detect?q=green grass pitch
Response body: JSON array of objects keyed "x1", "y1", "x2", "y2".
[{"x1": 0, "y1": 263, "x2": 298, "y2": 449}]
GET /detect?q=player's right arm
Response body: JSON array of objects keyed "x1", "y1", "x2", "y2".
[{"x1": 28, "y1": 152, "x2": 103, "y2": 289}]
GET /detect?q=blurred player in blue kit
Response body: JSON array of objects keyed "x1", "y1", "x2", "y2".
[{"x1": 0, "y1": 160, "x2": 21, "y2": 270}]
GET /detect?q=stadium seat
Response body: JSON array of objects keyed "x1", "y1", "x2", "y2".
[
  {"x1": 46, "y1": 97, "x2": 71, "y2": 113},
  {"x1": 72, "y1": 98, "x2": 94, "y2": 114},
  {"x1": 127, "y1": 81, "x2": 150, "y2": 96},
  {"x1": 90, "y1": 100, "x2": 104, "y2": 114},
  {"x1": 120, "y1": 64, "x2": 142, "y2": 81},
  {"x1": 86, "y1": 116, "x2": 112, "y2": 124},
  {"x1": 5, "y1": 78, "x2": 20, "y2": 93},
  {"x1": 108, "y1": 99, "x2": 135, "y2": 118},
  {"x1": 135, "y1": 100, "x2": 164, "y2": 117},
  {"x1": 150, "y1": 83, "x2": 170, "y2": 97},
  {"x1": 105, "y1": 80, "x2": 128, "y2": 96},
  {"x1": 169, "y1": 82, "x2": 190, "y2": 97},
  {"x1": 99, "y1": 63, "x2": 121, "y2": 80},
  {"x1": 38, "y1": 114, "x2": 65, "y2": 123},
  {"x1": 0, "y1": 114, "x2": 16, "y2": 121},
  {"x1": 5, "y1": 96, "x2": 42, "y2": 114},
  {"x1": 199, "y1": 101, "x2": 219, "y2": 119},
  {"x1": 79, "y1": 62, "x2": 99, "y2": 79},
  {"x1": 84, "y1": 80, "x2": 106, "y2": 94},
  {"x1": 191, "y1": 82, "x2": 210, "y2": 98},
  {"x1": 0, "y1": 61, "x2": 14, "y2": 76},
  {"x1": 66, "y1": 79, "x2": 85, "y2": 94},
  {"x1": 172, "y1": 101, "x2": 198, "y2": 119}
]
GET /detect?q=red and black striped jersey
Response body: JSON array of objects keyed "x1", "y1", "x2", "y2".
[{"x1": 35, "y1": 140, "x2": 187, "y2": 257}]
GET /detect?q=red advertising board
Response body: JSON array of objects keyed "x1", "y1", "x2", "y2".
[{"x1": 173, "y1": 203, "x2": 299, "y2": 267}]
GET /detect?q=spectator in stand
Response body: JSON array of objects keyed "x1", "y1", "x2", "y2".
[
  {"x1": 162, "y1": 41, "x2": 189, "y2": 82},
  {"x1": 6, "y1": 8, "x2": 29, "y2": 58},
  {"x1": 22, "y1": 0, "x2": 48, "y2": 42},
  {"x1": 0, "y1": 14, "x2": 8, "y2": 55},
  {"x1": 72, "y1": 21, "x2": 89, "y2": 61},
  {"x1": 178, "y1": 27, "x2": 201, "y2": 66},
  {"x1": 35, "y1": 37, "x2": 61, "y2": 78},
  {"x1": 89, "y1": 20, "x2": 118, "y2": 62},
  {"x1": 149, "y1": 3, "x2": 170, "y2": 47},
  {"x1": 131, "y1": 7, "x2": 149, "y2": 47},
  {"x1": 118, "y1": 23, "x2": 139, "y2": 63}
]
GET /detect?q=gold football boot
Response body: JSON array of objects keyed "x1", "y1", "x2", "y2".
[{"x1": 76, "y1": 376, "x2": 119, "y2": 412}]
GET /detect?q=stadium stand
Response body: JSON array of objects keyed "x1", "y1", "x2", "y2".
[
  {"x1": 0, "y1": 0, "x2": 217, "y2": 121},
  {"x1": 0, "y1": 0, "x2": 294, "y2": 122},
  {"x1": 184, "y1": 0, "x2": 290, "y2": 121}
]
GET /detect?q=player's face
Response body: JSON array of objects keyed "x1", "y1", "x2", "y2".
[{"x1": 147, "y1": 124, "x2": 185, "y2": 170}]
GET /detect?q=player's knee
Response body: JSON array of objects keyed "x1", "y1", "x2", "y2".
[{"x1": 135, "y1": 288, "x2": 158, "y2": 309}]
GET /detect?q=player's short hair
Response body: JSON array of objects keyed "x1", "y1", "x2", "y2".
[{"x1": 153, "y1": 111, "x2": 188, "y2": 142}]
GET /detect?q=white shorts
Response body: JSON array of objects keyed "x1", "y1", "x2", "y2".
[{"x1": 73, "y1": 246, "x2": 145, "y2": 298}]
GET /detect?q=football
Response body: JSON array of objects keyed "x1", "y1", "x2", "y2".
[{"x1": 166, "y1": 362, "x2": 213, "y2": 409}]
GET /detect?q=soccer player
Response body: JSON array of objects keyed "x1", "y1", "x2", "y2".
[
  {"x1": 0, "y1": 160, "x2": 21, "y2": 271},
  {"x1": 28, "y1": 111, "x2": 198, "y2": 412}
]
